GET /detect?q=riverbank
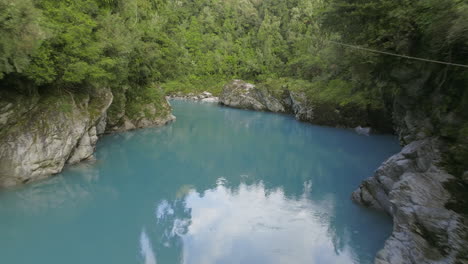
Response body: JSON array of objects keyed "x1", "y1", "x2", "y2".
[{"x1": 0, "y1": 87, "x2": 175, "y2": 187}]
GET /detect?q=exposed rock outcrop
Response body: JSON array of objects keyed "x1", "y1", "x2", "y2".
[
  {"x1": 286, "y1": 89, "x2": 392, "y2": 131},
  {"x1": 286, "y1": 90, "x2": 314, "y2": 121},
  {"x1": 352, "y1": 138, "x2": 467, "y2": 263},
  {"x1": 219, "y1": 80, "x2": 393, "y2": 133},
  {"x1": 0, "y1": 86, "x2": 175, "y2": 188},
  {"x1": 0, "y1": 89, "x2": 113, "y2": 187},
  {"x1": 348, "y1": 64, "x2": 468, "y2": 264},
  {"x1": 219, "y1": 80, "x2": 286, "y2": 112},
  {"x1": 168, "y1": 91, "x2": 219, "y2": 103}
]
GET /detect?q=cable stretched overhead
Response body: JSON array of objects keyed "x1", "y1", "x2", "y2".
[{"x1": 328, "y1": 40, "x2": 468, "y2": 68}]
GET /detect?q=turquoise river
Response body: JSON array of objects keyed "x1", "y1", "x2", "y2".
[{"x1": 0, "y1": 100, "x2": 401, "y2": 264}]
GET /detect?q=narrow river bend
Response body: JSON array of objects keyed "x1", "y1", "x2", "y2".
[{"x1": 0, "y1": 101, "x2": 401, "y2": 264}]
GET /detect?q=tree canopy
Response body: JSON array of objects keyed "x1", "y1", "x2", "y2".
[{"x1": 0, "y1": 0, "x2": 466, "y2": 110}]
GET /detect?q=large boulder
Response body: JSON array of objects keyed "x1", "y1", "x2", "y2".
[
  {"x1": 352, "y1": 138, "x2": 467, "y2": 264},
  {"x1": 219, "y1": 80, "x2": 286, "y2": 112}
]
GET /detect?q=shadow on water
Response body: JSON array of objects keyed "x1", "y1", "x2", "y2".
[{"x1": 0, "y1": 101, "x2": 400, "y2": 264}]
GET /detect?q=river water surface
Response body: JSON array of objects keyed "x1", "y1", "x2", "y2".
[{"x1": 0, "y1": 101, "x2": 401, "y2": 264}]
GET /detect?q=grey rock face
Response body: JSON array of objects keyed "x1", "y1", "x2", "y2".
[
  {"x1": 201, "y1": 97, "x2": 219, "y2": 103},
  {"x1": 287, "y1": 90, "x2": 314, "y2": 121},
  {"x1": 352, "y1": 139, "x2": 467, "y2": 264},
  {"x1": 168, "y1": 91, "x2": 219, "y2": 103},
  {"x1": 0, "y1": 89, "x2": 113, "y2": 187},
  {"x1": 96, "y1": 112, "x2": 107, "y2": 135},
  {"x1": 67, "y1": 126, "x2": 98, "y2": 165},
  {"x1": 219, "y1": 80, "x2": 286, "y2": 112},
  {"x1": 0, "y1": 86, "x2": 175, "y2": 188}
]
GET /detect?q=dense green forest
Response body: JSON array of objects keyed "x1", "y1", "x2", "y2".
[
  {"x1": 1, "y1": 0, "x2": 467, "y2": 143},
  {"x1": 2, "y1": 0, "x2": 466, "y2": 89}
]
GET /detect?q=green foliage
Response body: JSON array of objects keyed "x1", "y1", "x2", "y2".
[
  {"x1": 0, "y1": 0, "x2": 43, "y2": 79},
  {"x1": 322, "y1": 0, "x2": 468, "y2": 174},
  {"x1": 162, "y1": 76, "x2": 228, "y2": 96},
  {"x1": 125, "y1": 83, "x2": 167, "y2": 119},
  {"x1": 1, "y1": 0, "x2": 177, "y2": 92}
]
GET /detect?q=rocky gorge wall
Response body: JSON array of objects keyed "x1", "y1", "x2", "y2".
[
  {"x1": 0, "y1": 87, "x2": 174, "y2": 188},
  {"x1": 352, "y1": 139, "x2": 467, "y2": 264},
  {"x1": 219, "y1": 80, "x2": 393, "y2": 133},
  {"x1": 1, "y1": 77, "x2": 466, "y2": 263},
  {"x1": 219, "y1": 79, "x2": 468, "y2": 264},
  {"x1": 353, "y1": 65, "x2": 468, "y2": 263}
]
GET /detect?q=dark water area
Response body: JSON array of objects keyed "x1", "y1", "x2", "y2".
[{"x1": 0, "y1": 100, "x2": 401, "y2": 264}]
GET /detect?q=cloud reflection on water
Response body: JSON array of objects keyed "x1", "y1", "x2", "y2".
[
  {"x1": 156, "y1": 180, "x2": 357, "y2": 264},
  {"x1": 140, "y1": 229, "x2": 157, "y2": 264}
]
